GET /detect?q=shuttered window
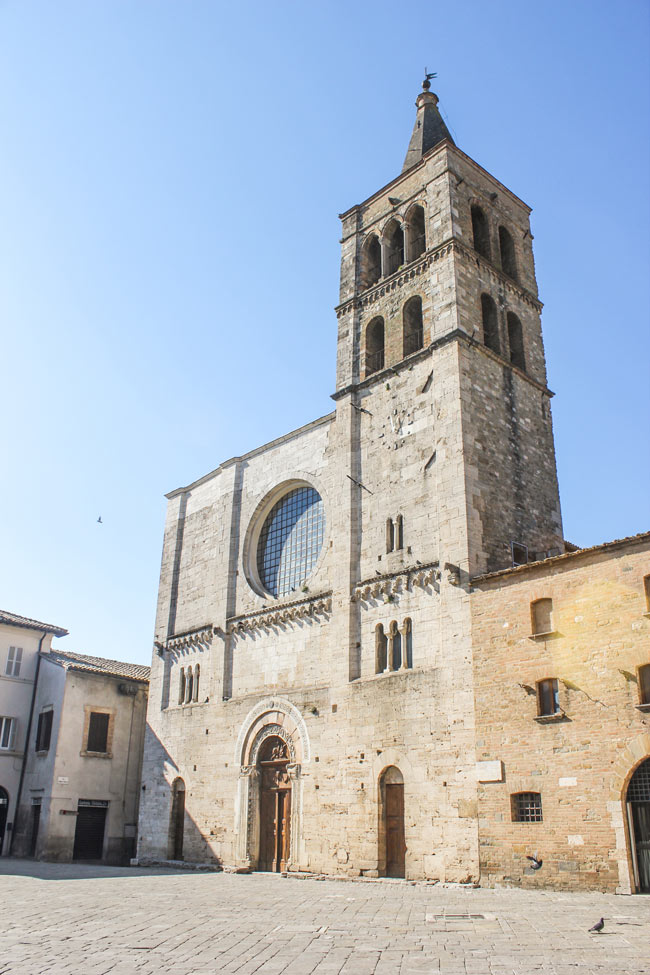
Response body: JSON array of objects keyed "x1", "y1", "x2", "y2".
[
  {"x1": 6, "y1": 647, "x2": 23, "y2": 677},
  {"x1": 86, "y1": 712, "x2": 110, "y2": 753}
]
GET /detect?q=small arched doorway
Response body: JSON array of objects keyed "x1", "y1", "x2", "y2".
[
  {"x1": 0, "y1": 787, "x2": 8, "y2": 855},
  {"x1": 258, "y1": 736, "x2": 291, "y2": 872},
  {"x1": 380, "y1": 766, "x2": 405, "y2": 878},
  {"x1": 626, "y1": 757, "x2": 650, "y2": 892},
  {"x1": 169, "y1": 778, "x2": 185, "y2": 861}
]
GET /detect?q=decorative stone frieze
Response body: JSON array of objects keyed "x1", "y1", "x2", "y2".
[
  {"x1": 352, "y1": 562, "x2": 440, "y2": 603},
  {"x1": 228, "y1": 593, "x2": 332, "y2": 634},
  {"x1": 165, "y1": 624, "x2": 215, "y2": 651}
]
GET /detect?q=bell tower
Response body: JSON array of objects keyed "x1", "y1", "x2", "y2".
[{"x1": 333, "y1": 77, "x2": 563, "y2": 577}]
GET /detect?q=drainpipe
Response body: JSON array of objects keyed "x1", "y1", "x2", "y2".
[{"x1": 9, "y1": 632, "x2": 47, "y2": 855}]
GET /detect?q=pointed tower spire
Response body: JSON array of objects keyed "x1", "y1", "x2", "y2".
[{"x1": 402, "y1": 74, "x2": 454, "y2": 173}]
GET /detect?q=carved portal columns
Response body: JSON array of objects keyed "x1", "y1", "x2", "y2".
[
  {"x1": 235, "y1": 765, "x2": 260, "y2": 869},
  {"x1": 233, "y1": 698, "x2": 310, "y2": 872}
]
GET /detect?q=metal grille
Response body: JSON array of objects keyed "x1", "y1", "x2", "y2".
[
  {"x1": 404, "y1": 328, "x2": 423, "y2": 357},
  {"x1": 365, "y1": 349, "x2": 384, "y2": 376},
  {"x1": 257, "y1": 487, "x2": 325, "y2": 597},
  {"x1": 628, "y1": 760, "x2": 650, "y2": 802},
  {"x1": 512, "y1": 792, "x2": 543, "y2": 822}
]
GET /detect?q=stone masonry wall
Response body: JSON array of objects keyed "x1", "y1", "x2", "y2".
[{"x1": 471, "y1": 537, "x2": 650, "y2": 893}]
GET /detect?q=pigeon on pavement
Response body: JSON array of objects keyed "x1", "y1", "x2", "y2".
[{"x1": 589, "y1": 918, "x2": 605, "y2": 933}]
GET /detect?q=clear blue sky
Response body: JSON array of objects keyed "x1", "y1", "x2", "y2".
[{"x1": 1, "y1": 1, "x2": 648, "y2": 665}]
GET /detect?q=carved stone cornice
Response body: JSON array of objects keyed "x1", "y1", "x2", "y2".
[
  {"x1": 165, "y1": 624, "x2": 216, "y2": 652},
  {"x1": 228, "y1": 592, "x2": 333, "y2": 635},
  {"x1": 452, "y1": 239, "x2": 543, "y2": 311},
  {"x1": 335, "y1": 245, "x2": 452, "y2": 318},
  {"x1": 352, "y1": 562, "x2": 440, "y2": 602},
  {"x1": 334, "y1": 236, "x2": 542, "y2": 319}
]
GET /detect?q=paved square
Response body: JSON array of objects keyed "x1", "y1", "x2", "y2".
[{"x1": 0, "y1": 860, "x2": 647, "y2": 974}]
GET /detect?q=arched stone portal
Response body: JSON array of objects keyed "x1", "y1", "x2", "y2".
[{"x1": 234, "y1": 698, "x2": 309, "y2": 872}]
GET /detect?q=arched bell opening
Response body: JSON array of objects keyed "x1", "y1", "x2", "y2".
[{"x1": 378, "y1": 766, "x2": 405, "y2": 878}]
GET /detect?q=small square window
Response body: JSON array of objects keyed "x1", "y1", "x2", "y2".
[
  {"x1": 86, "y1": 712, "x2": 110, "y2": 753},
  {"x1": 512, "y1": 792, "x2": 543, "y2": 822},
  {"x1": 537, "y1": 678, "x2": 560, "y2": 716},
  {"x1": 511, "y1": 542, "x2": 528, "y2": 567}
]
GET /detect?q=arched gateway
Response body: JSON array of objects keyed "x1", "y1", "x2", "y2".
[{"x1": 234, "y1": 698, "x2": 309, "y2": 872}]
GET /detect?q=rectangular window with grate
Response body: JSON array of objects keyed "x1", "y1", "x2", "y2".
[
  {"x1": 6, "y1": 647, "x2": 23, "y2": 677},
  {"x1": 86, "y1": 712, "x2": 110, "y2": 753},
  {"x1": 511, "y1": 792, "x2": 543, "y2": 822},
  {"x1": 0, "y1": 717, "x2": 16, "y2": 751},
  {"x1": 35, "y1": 709, "x2": 53, "y2": 752},
  {"x1": 537, "y1": 678, "x2": 560, "y2": 716}
]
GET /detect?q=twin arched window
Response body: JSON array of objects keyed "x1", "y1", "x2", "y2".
[
  {"x1": 360, "y1": 205, "x2": 426, "y2": 291},
  {"x1": 471, "y1": 205, "x2": 518, "y2": 281},
  {"x1": 365, "y1": 296, "x2": 424, "y2": 378},
  {"x1": 375, "y1": 619, "x2": 413, "y2": 673},
  {"x1": 481, "y1": 294, "x2": 526, "y2": 370},
  {"x1": 178, "y1": 664, "x2": 200, "y2": 706}
]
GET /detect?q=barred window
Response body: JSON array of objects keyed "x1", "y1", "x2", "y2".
[
  {"x1": 627, "y1": 759, "x2": 650, "y2": 802},
  {"x1": 512, "y1": 792, "x2": 543, "y2": 822},
  {"x1": 257, "y1": 486, "x2": 325, "y2": 597}
]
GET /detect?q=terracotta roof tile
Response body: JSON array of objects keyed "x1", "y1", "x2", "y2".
[
  {"x1": 0, "y1": 609, "x2": 68, "y2": 637},
  {"x1": 472, "y1": 531, "x2": 650, "y2": 583},
  {"x1": 46, "y1": 648, "x2": 150, "y2": 682}
]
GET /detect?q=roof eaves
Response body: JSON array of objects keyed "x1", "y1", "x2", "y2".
[{"x1": 471, "y1": 531, "x2": 650, "y2": 584}]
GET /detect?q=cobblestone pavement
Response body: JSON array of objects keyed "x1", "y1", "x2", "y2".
[{"x1": 0, "y1": 860, "x2": 648, "y2": 975}]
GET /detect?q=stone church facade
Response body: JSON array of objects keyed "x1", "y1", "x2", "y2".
[{"x1": 137, "y1": 82, "x2": 650, "y2": 893}]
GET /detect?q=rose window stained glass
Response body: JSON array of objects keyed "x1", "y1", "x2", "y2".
[{"x1": 256, "y1": 486, "x2": 325, "y2": 597}]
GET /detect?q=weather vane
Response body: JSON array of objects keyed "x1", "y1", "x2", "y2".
[{"x1": 422, "y1": 68, "x2": 437, "y2": 90}]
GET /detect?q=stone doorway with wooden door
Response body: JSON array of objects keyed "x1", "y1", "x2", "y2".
[
  {"x1": 379, "y1": 766, "x2": 406, "y2": 878},
  {"x1": 258, "y1": 736, "x2": 291, "y2": 872}
]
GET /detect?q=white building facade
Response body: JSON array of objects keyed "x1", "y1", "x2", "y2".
[{"x1": 0, "y1": 610, "x2": 68, "y2": 856}]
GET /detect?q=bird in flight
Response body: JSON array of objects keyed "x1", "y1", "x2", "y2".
[
  {"x1": 97, "y1": 516, "x2": 103, "y2": 524},
  {"x1": 526, "y1": 853, "x2": 543, "y2": 870},
  {"x1": 589, "y1": 918, "x2": 605, "y2": 933}
]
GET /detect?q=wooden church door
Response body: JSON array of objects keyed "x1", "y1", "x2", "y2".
[
  {"x1": 258, "y1": 736, "x2": 291, "y2": 872},
  {"x1": 385, "y1": 782, "x2": 406, "y2": 878}
]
